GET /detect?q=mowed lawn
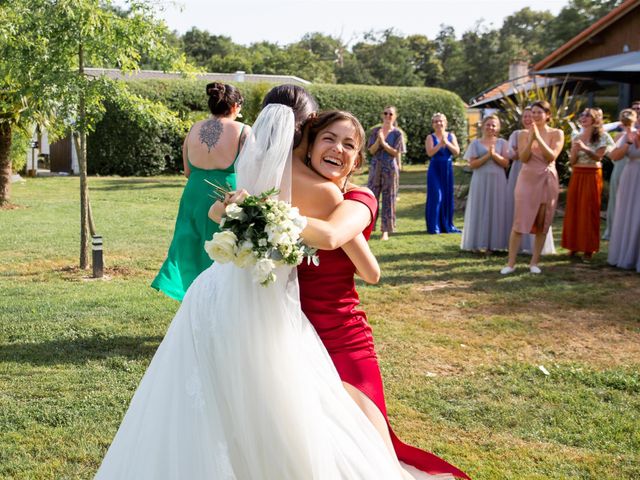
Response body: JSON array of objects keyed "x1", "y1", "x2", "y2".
[{"x1": 1, "y1": 166, "x2": 639, "y2": 479}]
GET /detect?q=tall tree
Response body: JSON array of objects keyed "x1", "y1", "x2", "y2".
[
  {"x1": 0, "y1": 0, "x2": 187, "y2": 267},
  {"x1": 406, "y1": 34, "x2": 443, "y2": 87},
  {"x1": 500, "y1": 7, "x2": 555, "y2": 62},
  {"x1": 350, "y1": 29, "x2": 422, "y2": 87},
  {"x1": 545, "y1": 0, "x2": 624, "y2": 53},
  {"x1": 183, "y1": 27, "x2": 236, "y2": 66}
]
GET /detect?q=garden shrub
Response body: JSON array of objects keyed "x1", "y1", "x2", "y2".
[
  {"x1": 91, "y1": 79, "x2": 466, "y2": 174},
  {"x1": 10, "y1": 128, "x2": 29, "y2": 173},
  {"x1": 88, "y1": 98, "x2": 186, "y2": 176}
]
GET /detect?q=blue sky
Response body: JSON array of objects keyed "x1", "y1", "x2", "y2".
[{"x1": 153, "y1": 0, "x2": 569, "y2": 46}]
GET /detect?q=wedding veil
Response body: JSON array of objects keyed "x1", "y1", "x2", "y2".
[{"x1": 235, "y1": 104, "x2": 295, "y2": 202}]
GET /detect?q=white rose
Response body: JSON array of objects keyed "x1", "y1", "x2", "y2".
[
  {"x1": 265, "y1": 224, "x2": 287, "y2": 245},
  {"x1": 252, "y1": 258, "x2": 276, "y2": 285},
  {"x1": 233, "y1": 241, "x2": 255, "y2": 268},
  {"x1": 204, "y1": 230, "x2": 237, "y2": 263},
  {"x1": 225, "y1": 203, "x2": 247, "y2": 221},
  {"x1": 288, "y1": 209, "x2": 307, "y2": 230}
]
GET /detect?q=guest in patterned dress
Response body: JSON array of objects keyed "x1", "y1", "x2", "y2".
[
  {"x1": 460, "y1": 115, "x2": 510, "y2": 252},
  {"x1": 425, "y1": 113, "x2": 461, "y2": 234},
  {"x1": 367, "y1": 106, "x2": 406, "y2": 241},
  {"x1": 562, "y1": 108, "x2": 611, "y2": 260}
]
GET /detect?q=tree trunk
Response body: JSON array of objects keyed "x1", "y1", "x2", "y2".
[
  {"x1": 77, "y1": 42, "x2": 91, "y2": 269},
  {"x1": 75, "y1": 129, "x2": 91, "y2": 269},
  {"x1": 0, "y1": 123, "x2": 12, "y2": 207}
]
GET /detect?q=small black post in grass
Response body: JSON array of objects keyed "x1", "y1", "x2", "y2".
[{"x1": 92, "y1": 235, "x2": 104, "y2": 278}]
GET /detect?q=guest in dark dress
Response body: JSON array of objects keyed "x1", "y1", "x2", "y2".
[{"x1": 425, "y1": 112, "x2": 461, "y2": 234}]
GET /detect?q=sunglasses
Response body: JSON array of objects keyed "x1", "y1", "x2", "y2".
[{"x1": 383, "y1": 112, "x2": 394, "y2": 116}]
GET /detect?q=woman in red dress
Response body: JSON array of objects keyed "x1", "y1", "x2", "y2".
[
  {"x1": 212, "y1": 89, "x2": 468, "y2": 479},
  {"x1": 298, "y1": 110, "x2": 469, "y2": 480}
]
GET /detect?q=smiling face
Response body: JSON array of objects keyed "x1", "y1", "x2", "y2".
[
  {"x1": 521, "y1": 109, "x2": 533, "y2": 128},
  {"x1": 308, "y1": 119, "x2": 361, "y2": 186},
  {"x1": 531, "y1": 106, "x2": 549, "y2": 126},
  {"x1": 482, "y1": 117, "x2": 500, "y2": 138},
  {"x1": 382, "y1": 107, "x2": 396, "y2": 127},
  {"x1": 432, "y1": 114, "x2": 447, "y2": 131},
  {"x1": 579, "y1": 109, "x2": 595, "y2": 128}
]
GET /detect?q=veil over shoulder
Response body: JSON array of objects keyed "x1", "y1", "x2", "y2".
[{"x1": 95, "y1": 105, "x2": 449, "y2": 479}]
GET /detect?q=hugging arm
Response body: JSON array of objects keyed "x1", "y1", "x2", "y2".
[
  {"x1": 341, "y1": 234, "x2": 380, "y2": 284},
  {"x1": 302, "y1": 198, "x2": 372, "y2": 251}
]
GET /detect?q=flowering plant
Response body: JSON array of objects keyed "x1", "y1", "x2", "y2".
[{"x1": 204, "y1": 188, "x2": 319, "y2": 286}]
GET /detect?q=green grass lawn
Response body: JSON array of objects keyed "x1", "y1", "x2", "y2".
[{"x1": 1, "y1": 168, "x2": 639, "y2": 479}]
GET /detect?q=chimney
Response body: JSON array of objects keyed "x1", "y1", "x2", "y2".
[{"x1": 508, "y1": 61, "x2": 529, "y2": 84}]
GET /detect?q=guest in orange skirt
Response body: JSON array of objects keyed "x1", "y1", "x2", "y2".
[{"x1": 561, "y1": 108, "x2": 611, "y2": 260}]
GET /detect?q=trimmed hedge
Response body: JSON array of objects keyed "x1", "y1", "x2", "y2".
[
  {"x1": 88, "y1": 99, "x2": 186, "y2": 176},
  {"x1": 308, "y1": 84, "x2": 467, "y2": 163},
  {"x1": 90, "y1": 79, "x2": 466, "y2": 175}
]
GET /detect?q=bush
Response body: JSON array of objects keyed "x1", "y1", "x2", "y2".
[
  {"x1": 10, "y1": 128, "x2": 29, "y2": 173},
  {"x1": 88, "y1": 98, "x2": 187, "y2": 176},
  {"x1": 94, "y1": 79, "x2": 467, "y2": 175},
  {"x1": 309, "y1": 84, "x2": 467, "y2": 164}
]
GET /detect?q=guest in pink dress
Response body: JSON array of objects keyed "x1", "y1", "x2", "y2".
[{"x1": 501, "y1": 100, "x2": 564, "y2": 275}]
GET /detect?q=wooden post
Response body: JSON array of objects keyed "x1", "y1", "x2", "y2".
[{"x1": 92, "y1": 235, "x2": 104, "y2": 278}]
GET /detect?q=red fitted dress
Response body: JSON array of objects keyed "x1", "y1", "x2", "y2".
[{"x1": 298, "y1": 189, "x2": 469, "y2": 480}]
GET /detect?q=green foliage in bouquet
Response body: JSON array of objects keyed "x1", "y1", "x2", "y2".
[
  {"x1": 496, "y1": 81, "x2": 584, "y2": 185},
  {"x1": 206, "y1": 188, "x2": 317, "y2": 286}
]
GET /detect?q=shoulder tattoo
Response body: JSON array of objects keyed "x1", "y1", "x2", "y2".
[{"x1": 199, "y1": 118, "x2": 223, "y2": 153}]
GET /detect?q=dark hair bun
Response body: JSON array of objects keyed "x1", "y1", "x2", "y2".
[{"x1": 205, "y1": 82, "x2": 244, "y2": 117}]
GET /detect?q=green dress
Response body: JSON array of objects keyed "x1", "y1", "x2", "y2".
[{"x1": 151, "y1": 132, "x2": 243, "y2": 301}]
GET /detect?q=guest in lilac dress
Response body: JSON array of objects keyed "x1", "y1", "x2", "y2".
[
  {"x1": 367, "y1": 106, "x2": 406, "y2": 241},
  {"x1": 425, "y1": 113, "x2": 461, "y2": 234},
  {"x1": 461, "y1": 115, "x2": 510, "y2": 252},
  {"x1": 603, "y1": 109, "x2": 637, "y2": 240},
  {"x1": 607, "y1": 120, "x2": 640, "y2": 271}
]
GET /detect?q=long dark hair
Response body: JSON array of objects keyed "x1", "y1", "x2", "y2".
[
  {"x1": 262, "y1": 84, "x2": 318, "y2": 148},
  {"x1": 205, "y1": 82, "x2": 243, "y2": 116}
]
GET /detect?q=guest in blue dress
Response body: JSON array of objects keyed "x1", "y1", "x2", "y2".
[{"x1": 425, "y1": 113, "x2": 461, "y2": 234}]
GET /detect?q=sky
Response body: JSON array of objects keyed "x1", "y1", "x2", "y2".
[{"x1": 152, "y1": 0, "x2": 570, "y2": 46}]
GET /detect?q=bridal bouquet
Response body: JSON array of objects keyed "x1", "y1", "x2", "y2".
[{"x1": 205, "y1": 188, "x2": 318, "y2": 286}]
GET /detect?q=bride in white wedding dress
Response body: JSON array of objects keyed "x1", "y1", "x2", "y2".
[{"x1": 95, "y1": 104, "x2": 451, "y2": 480}]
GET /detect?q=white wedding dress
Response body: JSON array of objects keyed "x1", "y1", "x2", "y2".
[{"x1": 95, "y1": 105, "x2": 447, "y2": 480}]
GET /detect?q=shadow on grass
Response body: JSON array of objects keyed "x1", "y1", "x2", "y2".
[
  {"x1": 0, "y1": 335, "x2": 163, "y2": 365},
  {"x1": 91, "y1": 178, "x2": 185, "y2": 191}
]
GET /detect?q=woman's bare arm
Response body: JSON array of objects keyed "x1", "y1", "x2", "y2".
[
  {"x1": 302, "y1": 199, "x2": 372, "y2": 250},
  {"x1": 425, "y1": 134, "x2": 439, "y2": 157},
  {"x1": 342, "y1": 234, "x2": 380, "y2": 284}
]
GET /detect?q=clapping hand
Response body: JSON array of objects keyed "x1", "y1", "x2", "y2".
[
  {"x1": 572, "y1": 137, "x2": 587, "y2": 151},
  {"x1": 377, "y1": 129, "x2": 385, "y2": 144}
]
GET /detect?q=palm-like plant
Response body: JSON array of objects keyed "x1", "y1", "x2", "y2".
[{"x1": 496, "y1": 79, "x2": 584, "y2": 184}]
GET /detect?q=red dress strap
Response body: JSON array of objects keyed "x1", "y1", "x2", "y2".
[{"x1": 344, "y1": 188, "x2": 378, "y2": 224}]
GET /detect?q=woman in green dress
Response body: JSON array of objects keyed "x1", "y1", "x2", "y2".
[{"x1": 152, "y1": 82, "x2": 249, "y2": 301}]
